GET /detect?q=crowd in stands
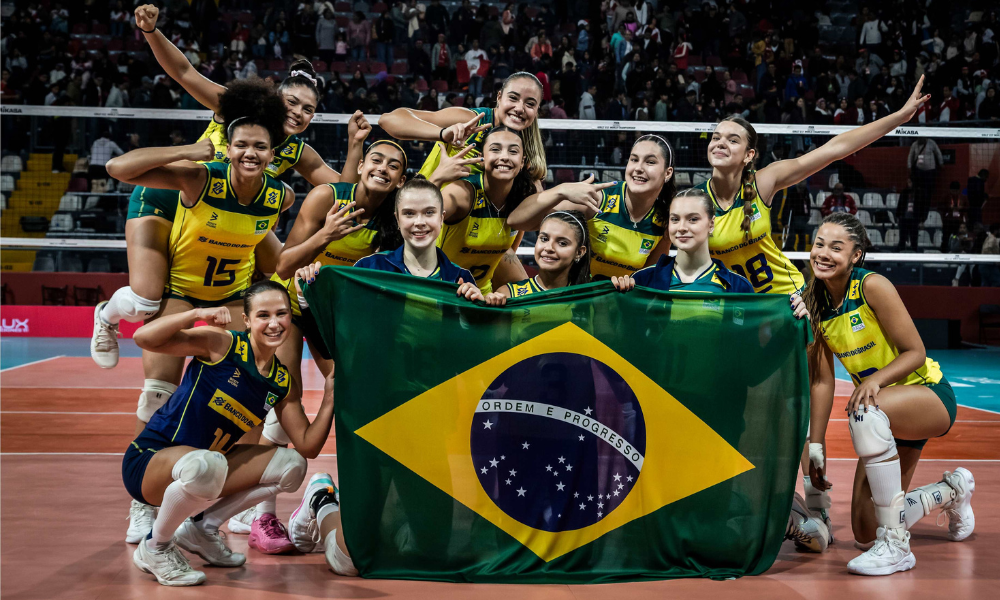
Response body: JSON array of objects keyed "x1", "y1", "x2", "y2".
[{"x1": 2, "y1": 1, "x2": 998, "y2": 125}]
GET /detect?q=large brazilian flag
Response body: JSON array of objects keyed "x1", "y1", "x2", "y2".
[{"x1": 304, "y1": 267, "x2": 810, "y2": 583}]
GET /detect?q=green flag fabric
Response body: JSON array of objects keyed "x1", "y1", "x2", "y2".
[{"x1": 304, "y1": 267, "x2": 810, "y2": 583}]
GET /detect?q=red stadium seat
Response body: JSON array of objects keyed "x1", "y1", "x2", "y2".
[
  {"x1": 331, "y1": 61, "x2": 347, "y2": 74},
  {"x1": 68, "y1": 39, "x2": 81, "y2": 54},
  {"x1": 705, "y1": 56, "x2": 722, "y2": 67},
  {"x1": 488, "y1": 6, "x2": 499, "y2": 18},
  {"x1": 693, "y1": 70, "x2": 707, "y2": 83},
  {"x1": 354, "y1": 63, "x2": 370, "y2": 74},
  {"x1": 125, "y1": 38, "x2": 144, "y2": 51},
  {"x1": 255, "y1": 59, "x2": 266, "y2": 72},
  {"x1": 68, "y1": 178, "x2": 89, "y2": 193},
  {"x1": 236, "y1": 13, "x2": 254, "y2": 25},
  {"x1": 391, "y1": 61, "x2": 408, "y2": 75},
  {"x1": 393, "y1": 45, "x2": 408, "y2": 59},
  {"x1": 336, "y1": 16, "x2": 349, "y2": 28},
  {"x1": 732, "y1": 70, "x2": 748, "y2": 83},
  {"x1": 369, "y1": 62, "x2": 387, "y2": 73},
  {"x1": 415, "y1": 78, "x2": 428, "y2": 92},
  {"x1": 335, "y1": 2, "x2": 351, "y2": 11},
  {"x1": 372, "y1": 2, "x2": 388, "y2": 12},
  {"x1": 72, "y1": 23, "x2": 88, "y2": 34},
  {"x1": 555, "y1": 169, "x2": 575, "y2": 183},
  {"x1": 687, "y1": 55, "x2": 703, "y2": 66},
  {"x1": 268, "y1": 59, "x2": 286, "y2": 71},
  {"x1": 91, "y1": 23, "x2": 108, "y2": 35},
  {"x1": 431, "y1": 80, "x2": 449, "y2": 93},
  {"x1": 108, "y1": 38, "x2": 123, "y2": 52},
  {"x1": 85, "y1": 38, "x2": 104, "y2": 50},
  {"x1": 525, "y1": 7, "x2": 539, "y2": 18},
  {"x1": 314, "y1": 61, "x2": 328, "y2": 73},
  {"x1": 738, "y1": 84, "x2": 755, "y2": 100}
]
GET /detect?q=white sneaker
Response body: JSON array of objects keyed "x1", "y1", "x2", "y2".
[
  {"x1": 227, "y1": 507, "x2": 256, "y2": 535},
  {"x1": 289, "y1": 472, "x2": 336, "y2": 553},
  {"x1": 787, "y1": 493, "x2": 830, "y2": 553},
  {"x1": 174, "y1": 519, "x2": 246, "y2": 567},
  {"x1": 942, "y1": 467, "x2": 975, "y2": 541},
  {"x1": 133, "y1": 540, "x2": 206, "y2": 586},
  {"x1": 90, "y1": 302, "x2": 120, "y2": 369},
  {"x1": 126, "y1": 500, "x2": 157, "y2": 544},
  {"x1": 847, "y1": 526, "x2": 916, "y2": 576}
]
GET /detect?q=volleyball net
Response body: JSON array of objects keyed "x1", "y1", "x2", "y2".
[{"x1": 1, "y1": 105, "x2": 998, "y2": 284}]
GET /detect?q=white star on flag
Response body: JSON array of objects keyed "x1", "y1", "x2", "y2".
[
  {"x1": 557, "y1": 456, "x2": 565, "y2": 463},
  {"x1": 614, "y1": 473, "x2": 621, "y2": 481},
  {"x1": 597, "y1": 512, "x2": 603, "y2": 518},
  {"x1": 613, "y1": 490, "x2": 620, "y2": 497},
  {"x1": 509, "y1": 469, "x2": 517, "y2": 476},
  {"x1": 578, "y1": 435, "x2": 585, "y2": 441},
  {"x1": 483, "y1": 420, "x2": 492, "y2": 430},
  {"x1": 587, "y1": 495, "x2": 594, "y2": 501},
  {"x1": 553, "y1": 471, "x2": 559, "y2": 477},
  {"x1": 480, "y1": 466, "x2": 488, "y2": 474},
  {"x1": 489, "y1": 458, "x2": 499, "y2": 468},
  {"x1": 565, "y1": 464, "x2": 573, "y2": 472},
  {"x1": 556, "y1": 482, "x2": 565, "y2": 491},
  {"x1": 505, "y1": 479, "x2": 512, "y2": 485},
  {"x1": 579, "y1": 503, "x2": 586, "y2": 510},
  {"x1": 618, "y1": 483, "x2": 624, "y2": 490},
  {"x1": 574, "y1": 492, "x2": 579, "y2": 498},
  {"x1": 522, "y1": 441, "x2": 530, "y2": 449},
  {"x1": 606, "y1": 494, "x2": 612, "y2": 500},
  {"x1": 517, "y1": 487, "x2": 526, "y2": 497},
  {"x1": 598, "y1": 502, "x2": 604, "y2": 508},
  {"x1": 584, "y1": 406, "x2": 593, "y2": 415},
  {"x1": 545, "y1": 465, "x2": 553, "y2": 472},
  {"x1": 501, "y1": 455, "x2": 506, "y2": 460},
  {"x1": 627, "y1": 475, "x2": 633, "y2": 482}
]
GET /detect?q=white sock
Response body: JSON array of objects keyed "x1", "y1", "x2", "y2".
[
  {"x1": 100, "y1": 286, "x2": 160, "y2": 326},
  {"x1": 149, "y1": 480, "x2": 216, "y2": 547},
  {"x1": 317, "y1": 501, "x2": 339, "y2": 533},
  {"x1": 865, "y1": 458, "x2": 903, "y2": 507},
  {"x1": 256, "y1": 495, "x2": 277, "y2": 516},
  {"x1": 198, "y1": 484, "x2": 282, "y2": 534},
  {"x1": 903, "y1": 480, "x2": 957, "y2": 529}
]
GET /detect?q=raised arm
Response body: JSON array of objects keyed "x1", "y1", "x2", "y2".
[
  {"x1": 272, "y1": 371, "x2": 334, "y2": 459},
  {"x1": 275, "y1": 186, "x2": 364, "y2": 279},
  {"x1": 293, "y1": 111, "x2": 371, "y2": 186},
  {"x1": 755, "y1": 76, "x2": 931, "y2": 202},
  {"x1": 135, "y1": 4, "x2": 226, "y2": 113},
  {"x1": 106, "y1": 139, "x2": 214, "y2": 201},
  {"x1": 378, "y1": 106, "x2": 488, "y2": 145},
  {"x1": 133, "y1": 307, "x2": 234, "y2": 361},
  {"x1": 506, "y1": 175, "x2": 609, "y2": 231}
]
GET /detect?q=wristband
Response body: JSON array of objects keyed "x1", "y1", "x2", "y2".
[
  {"x1": 139, "y1": 26, "x2": 157, "y2": 34},
  {"x1": 808, "y1": 442, "x2": 825, "y2": 471},
  {"x1": 439, "y1": 127, "x2": 446, "y2": 142},
  {"x1": 297, "y1": 291, "x2": 309, "y2": 310}
]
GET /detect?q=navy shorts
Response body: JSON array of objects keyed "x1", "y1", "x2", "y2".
[{"x1": 122, "y1": 439, "x2": 164, "y2": 505}]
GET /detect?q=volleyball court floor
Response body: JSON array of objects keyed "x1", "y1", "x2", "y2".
[{"x1": 2, "y1": 337, "x2": 998, "y2": 599}]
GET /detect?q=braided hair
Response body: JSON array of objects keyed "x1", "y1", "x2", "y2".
[
  {"x1": 802, "y1": 212, "x2": 871, "y2": 359},
  {"x1": 717, "y1": 115, "x2": 759, "y2": 237}
]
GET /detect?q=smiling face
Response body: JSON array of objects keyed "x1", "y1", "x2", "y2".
[
  {"x1": 483, "y1": 129, "x2": 524, "y2": 182},
  {"x1": 243, "y1": 290, "x2": 291, "y2": 350},
  {"x1": 396, "y1": 189, "x2": 443, "y2": 250},
  {"x1": 535, "y1": 217, "x2": 585, "y2": 275},
  {"x1": 810, "y1": 222, "x2": 863, "y2": 281},
  {"x1": 357, "y1": 143, "x2": 407, "y2": 193},
  {"x1": 495, "y1": 77, "x2": 541, "y2": 130},
  {"x1": 626, "y1": 140, "x2": 672, "y2": 196},
  {"x1": 707, "y1": 120, "x2": 755, "y2": 172},
  {"x1": 281, "y1": 85, "x2": 317, "y2": 136},
  {"x1": 668, "y1": 195, "x2": 714, "y2": 251},
  {"x1": 227, "y1": 124, "x2": 275, "y2": 179}
]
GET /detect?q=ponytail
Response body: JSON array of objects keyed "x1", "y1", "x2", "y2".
[{"x1": 718, "y1": 115, "x2": 759, "y2": 238}]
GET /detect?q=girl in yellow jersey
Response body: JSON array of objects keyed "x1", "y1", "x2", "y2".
[
  {"x1": 698, "y1": 77, "x2": 931, "y2": 295},
  {"x1": 509, "y1": 135, "x2": 677, "y2": 280},
  {"x1": 484, "y1": 210, "x2": 592, "y2": 305},
  {"x1": 423, "y1": 126, "x2": 537, "y2": 295},
  {"x1": 91, "y1": 4, "x2": 367, "y2": 369},
  {"x1": 379, "y1": 72, "x2": 549, "y2": 288},
  {"x1": 106, "y1": 101, "x2": 295, "y2": 543},
  {"x1": 794, "y1": 213, "x2": 973, "y2": 576}
]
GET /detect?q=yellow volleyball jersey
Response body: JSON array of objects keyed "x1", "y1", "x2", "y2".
[
  {"x1": 698, "y1": 178, "x2": 804, "y2": 294},
  {"x1": 588, "y1": 181, "x2": 666, "y2": 279},
  {"x1": 198, "y1": 119, "x2": 305, "y2": 178},
  {"x1": 417, "y1": 107, "x2": 493, "y2": 181},
  {"x1": 820, "y1": 268, "x2": 943, "y2": 386},
  {"x1": 274, "y1": 183, "x2": 379, "y2": 315},
  {"x1": 168, "y1": 162, "x2": 286, "y2": 302},
  {"x1": 437, "y1": 173, "x2": 518, "y2": 295},
  {"x1": 506, "y1": 277, "x2": 545, "y2": 298}
]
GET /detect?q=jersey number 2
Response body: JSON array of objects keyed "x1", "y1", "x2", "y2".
[
  {"x1": 730, "y1": 252, "x2": 774, "y2": 291},
  {"x1": 203, "y1": 257, "x2": 240, "y2": 287}
]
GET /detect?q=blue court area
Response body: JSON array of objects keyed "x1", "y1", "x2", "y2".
[{"x1": 2, "y1": 337, "x2": 997, "y2": 412}]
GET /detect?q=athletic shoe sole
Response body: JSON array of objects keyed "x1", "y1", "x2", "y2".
[
  {"x1": 175, "y1": 523, "x2": 246, "y2": 567},
  {"x1": 90, "y1": 302, "x2": 119, "y2": 369},
  {"x1": 848, "y1": 552, "x2": 916, "y2": 576},
  {"x1": 947, "y1": 467, "x2": 976, "y2": 541},
  {"x1": 132, "y1": 545, "x2": 206, "y2": 586}
]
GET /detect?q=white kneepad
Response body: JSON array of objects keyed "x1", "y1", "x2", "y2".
[
  {"x1": 262, "y1": 447, "x2": 307, "y2": 494},
  {"x1": 848, "y1": 407, "x2": 896, "y2": 464},
  {"x1": 112, "y1": 286, "x2": 161, "y2": 323},
  {"x1": 262, "y1": 408, "x2": 292, "y2": 446},
  {"x1": 136, "y1": 379, "x2": 178, "y2": 422},
  {"x1": 172, "y1": 449, "x2": 228, "y2": 501}
]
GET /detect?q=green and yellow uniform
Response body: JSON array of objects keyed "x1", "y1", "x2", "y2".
[
  {"x1": 127, "y1": 119, "x2": 305, "y2": 221},
  {"x1": 697, "y1": 178, "x2": 805, "y2": 294},
  {"x1": 272, "y1": 183, "x2": 380, "y2": 317},
  {"x1": 437, "y1": 173, "x2": 519, "y2": 295},
  {"x1": 819, "y1": 267, "x2": 956, "y2": 447},
  {"x1": 668, "y1": 261, "x2": 736, "y2": 293},
  {"x1": 506, "y1": 277, "x2": 545, "y2": 298},
  {"x1": 588, "y1": 181, "x2": 666, "y2": 280},
  {"x1": 166, "y1": 162, "x2": 286, "y2": 305},
  {"x1": 417, "y1": 107, "x2": 493, "y2": 181}
]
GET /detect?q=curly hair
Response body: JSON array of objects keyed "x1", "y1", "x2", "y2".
[{"x1": 217, "y1": 79, "x2": 288, "y2": 149}]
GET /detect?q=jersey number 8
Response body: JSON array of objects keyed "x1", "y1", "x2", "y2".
[{"x1": 729, "y1": 252, "x2": 774, "y2": 291}]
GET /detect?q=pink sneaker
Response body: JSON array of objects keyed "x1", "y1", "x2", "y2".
[{"x1": 248, "y1": 513, "x2": 295, "y2": 555}]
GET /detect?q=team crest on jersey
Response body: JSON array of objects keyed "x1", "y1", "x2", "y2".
[
  {"x1": 469, "y1": 222, "x2": 480, "y2": 238},
  {"x1": 276, "y1": 366, "x2": 289, "y2": 387},
  {"x1": 638, "y1": 238, "x2": 655, "y2": 255},
  {"x1": 849, "y1": 279, "x2": 861, "y2": 299},
  {"x1": 264, "y1": 391, "x2": 280, "y2": 412},
  {"x1": 605, "y1": 195, "x2": 620, "y2": 212},
  {"x1": 207, "y1": 211, "x2": 219, "y2": 228},
  {"x1": 652, "y1": 211, "x2": 665, "y2": 228},
  {"x1": 264, "y1": 190, "x2": 280, "y2": 209},
  {"x1": 214, "y1": 151, "x2": 225, "y2": 160},
  {"x1": 749, "y1": 203, "x2": 762, "y2": 222},
  {"x1": 209, "y1": 178, "x2": 227, "y2": 198},
  {"x1": 850, "y1": 312, "x2": 865, "y2": 332},
  {"x1": 281, "y1": 142, "x2": 298, "y2": 158},
  {"x1": 255, "y1": 220, "x2": 270, "y2": 235}
]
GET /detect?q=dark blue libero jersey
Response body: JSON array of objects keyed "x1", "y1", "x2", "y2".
[{"x1": 137, "y1": 331, "x2": 291, "y2": 454}]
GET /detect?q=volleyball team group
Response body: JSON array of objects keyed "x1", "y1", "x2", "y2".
[{"x1": 88, "y1": 5, "x2": 977, "y2": 587}]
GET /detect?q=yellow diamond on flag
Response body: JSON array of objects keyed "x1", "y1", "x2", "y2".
[{"x1": 356, "y1": 323, "x2": 754, "y2": 562}]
